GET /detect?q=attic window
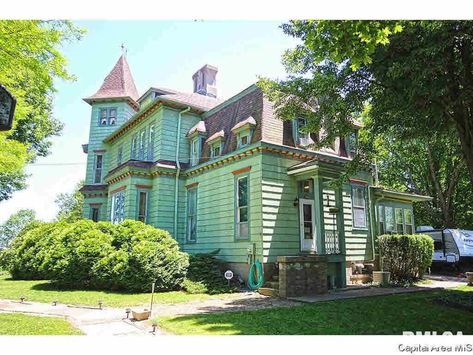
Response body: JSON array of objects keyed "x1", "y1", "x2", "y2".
[
  {"x1": 238, "y1": 132, "x2": 250, "y2": 148},
  {"x1": 293, "y1": 117, "x2": 313, "y2": 147},
  {"x1": 210, "y1": 142, "x2": 221, "y2": 158}
]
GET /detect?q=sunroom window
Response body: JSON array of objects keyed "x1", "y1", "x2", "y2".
[
  {"x1": 405, "y1": 209, "x2": 414, "y2": 234},
  {"x1": 395, "y1": 208, "x2": 404, "y2": 233}
]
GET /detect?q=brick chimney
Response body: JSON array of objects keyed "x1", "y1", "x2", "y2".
[{"x1": 192, "y1": 64, "x2": 217, "y2": 98}]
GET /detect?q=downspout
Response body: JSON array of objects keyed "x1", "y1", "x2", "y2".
[{"x1": 174, "y1": 106, "x2": 191, "y2": 239}]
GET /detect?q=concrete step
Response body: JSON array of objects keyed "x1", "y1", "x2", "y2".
[
  {"x1": 264, "y1": 281, "x2": 279, "y2": 289},
  {"x1": 257, "y1": 287, "x2": 279, "y2": 297}
]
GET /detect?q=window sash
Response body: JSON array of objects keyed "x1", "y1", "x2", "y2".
[
  {"x1": 404, "y1": 209, "x2": 413, "y2": 234},
  {"x1": 351, "y1": 185, "x2": 366, "y2": 228},
  {"x1": 90, "y1": 207, "x2": 99, "y2": 222},
  {"x1": 111, "y1": 191, "x2": 125, "y2": 224},
  {"x1": 211, "y1": 143, "x2": 221, "y2": 158},
  {"x1": 94, "y1": 155, "x2": 103, "y2": 184},
  {"x1": 187, "y1": 188, "x2": 197, "y2": 242},
  {"x1": 385, "y1": 207, "x2": 395, "y2": 232},
  {"x1": 137, "y1": 191, "x2": 148, "y2": 223},
  {"x1": 395, "y1": 208, "x2": 404, "y2": 233},
  {"x1": 236, "y1": 176, "x2": 249, "y2": 239},
  {"x1": 190, "y1": 138, "x2": 199, "y2": 166}
]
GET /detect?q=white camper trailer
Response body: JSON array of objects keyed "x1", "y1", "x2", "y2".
[{"x1": 417, "y1": 226, "x2": 473, "y2": 266}]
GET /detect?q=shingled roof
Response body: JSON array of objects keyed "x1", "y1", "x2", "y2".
[{"x1": 84, "y1": 55, "x2": 139, "y2": 106}]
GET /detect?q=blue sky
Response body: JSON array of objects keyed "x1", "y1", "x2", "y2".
[{"x1": 0, "y1": 21, "x2": 298, "y2": 223}]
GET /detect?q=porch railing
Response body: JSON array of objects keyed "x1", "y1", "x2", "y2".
[{"x1": 324, "y1": 231, "x2": 340, "y2": 254}]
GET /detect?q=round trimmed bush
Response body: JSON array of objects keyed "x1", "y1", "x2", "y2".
[
  {"x1": 378, "y1": 233, "x2": 434, "y2": 284},
  {"x1": 3, "y1": 219, "x2": 189, "y2": 292}
]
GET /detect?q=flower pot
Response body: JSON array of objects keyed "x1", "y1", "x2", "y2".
[
  {"x1": 372, "y1": 271, "x2": 391, "y2": 286},
  {"x1": 466, "y1": 272, "x2": 473, "y2": 285},
  {"x1": 132, "y1": 309, "x2": 151, "y2": 321}
]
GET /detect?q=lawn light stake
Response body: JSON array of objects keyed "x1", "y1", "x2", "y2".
[{"x1": 224, "y1": 270, "x2": 234, "y2": 287}]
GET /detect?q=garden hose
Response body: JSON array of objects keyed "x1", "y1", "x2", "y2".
[{"x1": 247, "y1": 259, "x2": 264, "y2": 290}]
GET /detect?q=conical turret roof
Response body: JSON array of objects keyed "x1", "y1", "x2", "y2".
[{"x1": 84, "y1": 55, "x2": 139, "y2": 106}]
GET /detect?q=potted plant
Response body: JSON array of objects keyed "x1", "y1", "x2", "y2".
[
  {"x1": 466, "y1": 272, "x2": 473, "y2": 285},
  {"x1": 372, "y1": 250, "x2": 390, "y2": 286}
]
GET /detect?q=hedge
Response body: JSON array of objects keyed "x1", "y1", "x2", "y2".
[
  {"x1": 378, "y1": 234, "x2": 434, "y2": 284},
  {"x1": 1, "y1": 220, "x2": 189, "y2": 292}
]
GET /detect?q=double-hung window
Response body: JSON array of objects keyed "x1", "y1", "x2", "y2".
[
  {"x1": 190, "y1": 138, "x2": 200, "y2": 166},
  {"x1": 187, "y1": 188, "x2": 198, "y2": 242},
  {"x1": 90, "y1": 207, "x2": 100, "y2": 222},
  {"x1": 395, "y1": 208, "x2": 404, "y2": 233},
  {"x1": 93, "y1": 154, "x2": 103, "y2": 184},
  {"x1": 405, "y1": 209, "x2": 414, "y2": 234},
  {"x1": 385, "y1": 207, "x2": 395, "y2": 232},
  {"x1": 148, "y1": 124, "x2": 155, "y2": 161},
  {"x1": 99, "y1": 108, "x2": 117, "y2": 126},
  {"x1": 210, "y1": 143, "x2": 221, "y2": 158},
  {"x1": 131, "y1": 135, "x2": 138, "y2": 159},
  {"x1": 378, "y1": 205, "x2": 386, "y2": 235},
  {"x1": 137, "y1": 191, "x2": 148, "y2": 223},
  {"x1": 138, "y1": 130, "x2": 146, "y2": 160},
  {"x1": 351, "y1": 184, "x2": 367, "y2": 229},
  {"x1": 235, "y1": 175, "x2": 249, "y2": 239},
  {"x1": 111, "y1": 190, "x2": 125, "y2": 224}
]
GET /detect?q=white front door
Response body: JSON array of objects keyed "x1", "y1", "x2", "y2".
[{"x1": 299, "y1": 198, "x2": 317, "y2": 252}]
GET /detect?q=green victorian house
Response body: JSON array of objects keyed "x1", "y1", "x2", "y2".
[{"x1": 80, "y1": 54, "x2": 430, "y2": 289}]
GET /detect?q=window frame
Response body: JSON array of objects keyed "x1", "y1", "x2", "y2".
[
  {"x1": 93, "y1": 154, "x2": 103, "y2": 184},
  {"x1": 110, "y1": 190, "x2": 125, "y2": 224},
  {"x1": 210, "y1": 141, "x2": 222, "y2": 158},
  {"x1": 385, "y1": 206, "x2": 395, "y2": 232},
  {"x1": 136, "y1": 190, "x2": 149, "y2": 223},
  {"x1": 90, "y1": 206, "x2": 100, "y2": 222},
  {"x1": 237, "y1": 131, "x2": 251, "y2": 149},
  {"x1": 190, "y1": 136, "x2": 200, "y2": 166},
  {"x1": 235, "y1": 174, "x2": 250, "y2": 240},
  {"x1": 186, "y1": 187, "x2": 198, "y2": 243},
  {"x1": 138, "y1": 129, "x2": 147, "y2": 160},
  {"x1": 395, "y1": 208, "x2": 405, "y2": 233},
  {"x1": 378, "y1": 205, "x2": 386, "y2": 235},
  {"x1": 351, "y1": 184, "x2": 367, "y2": 229},
  {"x1": 98, "y1": 107, "x2": 117, "y2": 126},
  {"x1": 404, "y1": 209, "x2": 414, "y2": 234}
]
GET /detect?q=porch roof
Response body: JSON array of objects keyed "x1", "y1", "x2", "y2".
[{"x1": 371, "y1": 187, "x2": 432, "y2": 202}]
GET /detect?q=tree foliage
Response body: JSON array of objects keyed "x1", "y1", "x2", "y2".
[
  {"x1": 0, "y1": 20, "x2": 84, "y2": 201},
  {"x1": 0, "y1": 209, "x2": 36, "y2": 249},
  {"x1": 55, "y1": 180, "x2": 84, "y2": 223},
  {"x1": 259, "y1": 20, "x2": 473, "y2": 186}
]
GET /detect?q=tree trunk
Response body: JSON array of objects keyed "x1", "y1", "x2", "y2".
[{"x1": 456, "y1": 120, "x2": 473, "y2": 186}]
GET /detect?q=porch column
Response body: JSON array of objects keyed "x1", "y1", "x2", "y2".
[{"x1": 312, "y1": 174, "x2": 325, "y2": 254}]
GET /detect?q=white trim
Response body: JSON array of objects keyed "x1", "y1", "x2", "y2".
[{"x1": 299, "y1": 198, "x2": 317, "y2": 252}]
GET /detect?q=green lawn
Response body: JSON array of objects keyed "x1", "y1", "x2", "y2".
[
  {"x1": 0, "y1": 274, "x2": 234, "y2": 308},
  {"x1": 0, "y1": 313, "x2": 82, "y2": 335},
  {"x1": 156, "y1": 287, "x2": 473, "y2": 335}
]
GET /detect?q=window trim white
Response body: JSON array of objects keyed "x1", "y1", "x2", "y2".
[
  {"x1": 351, "y1": 184, "x2": 367, "y2": 229},
  {"x1": 187, "y1": 187, "x2": 198, "y2": 242},
  {"x1": 235, "y1": 174, "x2": 250, "y2": 240}
]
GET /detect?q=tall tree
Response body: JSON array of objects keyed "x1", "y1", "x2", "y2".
[
  {"x1": 0, "y1": 20, "x2": 84, "y2": 201},
  {"x1": 0, "y1": 209, "x2": 36, "y2": 248},
  {"x1": 372, "y1": 128, "x2": 473, "y2": 229},
  {"x1": 259, "y1": 20, "x2": 473, "y2": 185},
  {"x1": 55, "y1": 181, "x2": 84, "y2": 223}
]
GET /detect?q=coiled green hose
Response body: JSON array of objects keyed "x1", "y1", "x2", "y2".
[{"x1": 247, "y1": 259, "x2": 264, "y2": 290}]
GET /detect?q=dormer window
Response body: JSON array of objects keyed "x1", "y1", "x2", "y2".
[
  {"x1": 238, "y1": 132, "x2": 250, "y2": 148},
  {"x1": 190, "y1": 137, "x2": 200, "y2": 166},
  {"x1": 346, "y1": 132, "x2": 358, "y2": 157},
  {"x1": 187, "y1": 121, "x2": 207, "y2": 167},
  {"x1": 210, "y1": 142, "x2": 221, "y2": 158},
  {"x1": 99, "y1": 108, "x2": 117, "y2": 126},
  {"x1": 231, "y1": 116, "x2": 256, "y2": 150},
  {"x1": 293, "y1": 117, "x2": 314, "y2": 147},
  {"x1": 206, "y1": 130, "x2": 225, "y2": 160}
]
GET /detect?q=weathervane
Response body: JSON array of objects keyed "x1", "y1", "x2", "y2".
[{"x1": 121, "y1": 43, "x2": 127, "y2": 57}]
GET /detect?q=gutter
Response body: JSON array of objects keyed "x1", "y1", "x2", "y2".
[{"x1": 174, "y1": 106, "x2": 191, "y2": 239}]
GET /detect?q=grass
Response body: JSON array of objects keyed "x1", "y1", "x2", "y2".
[
  {"x1": 0, "y1": 313, "x2": 82, "y2": 335},
  {"x1": 155, "y1": 286, "x2": 473, "y2": 335},
  {"x1": 0, "y1": 273, "x2": 235, "y2": 308}
]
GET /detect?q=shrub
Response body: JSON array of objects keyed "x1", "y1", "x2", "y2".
[
  {"x1": 3, "y1": 220, "x2": 189, "y2": 292},
  {"x1": 184, "y1": 252, "x2": 234, "y2": 294},
  {"x1": 378, "y1": 234, "x2": 434, "y2": 284}
]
